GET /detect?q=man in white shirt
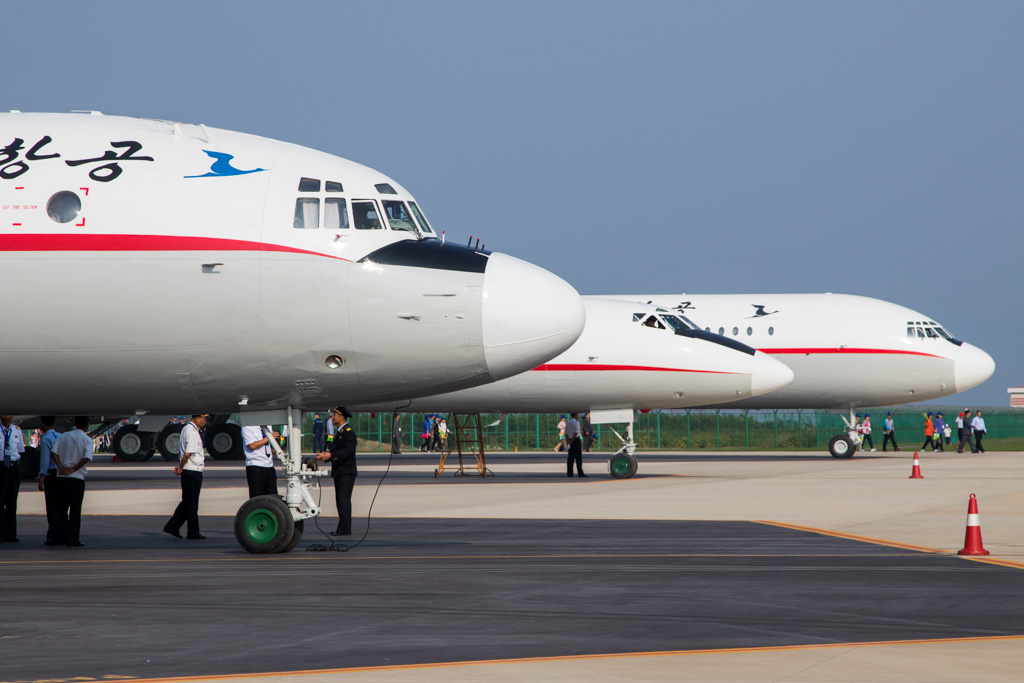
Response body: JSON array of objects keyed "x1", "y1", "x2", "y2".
[
  {"x1": 972, "y1": 410, "x2": 987, "y2": 453},
  {"x1": 51, "y1": 416, "x2": 94, "y2": 547},
  {"x1": 242, "y1": 425, "x2": 279, "y2": 498},
  {"x1": 565, "y1": 412, "x2": 585, "y2": 478},
  {"x1": 0, "y1": 415, "x2": 26, "y2": 542},
  {"x1": 164, "y1": 414, "x2": 210, "y2": 540}
]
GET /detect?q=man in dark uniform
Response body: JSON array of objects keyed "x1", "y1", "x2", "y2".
[{"x1": 316, "y1": 406, "x2": 357, "y2": 536}]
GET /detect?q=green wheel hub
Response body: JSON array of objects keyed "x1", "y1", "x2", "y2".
[
  {"x1": 611, "y1": 456, "x2": 630, "y2": 476},
  {"x1": 244, "y1": 509, "x2": 279, "y2": 544}
]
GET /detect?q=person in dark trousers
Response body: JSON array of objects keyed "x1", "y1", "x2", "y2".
[
  {"x1": 430, "y1": 415, "x2": 443, "y2": 452},
  {"x1": 881, "y1": 412, "x2": 899, "y2": 452},
  {"x1": 316, "y1": 407, "x2": 358, "y2": 536},
  {"x1": 37, "y1": 416, "x2": 61, "y2": 545},
  {"x1": 956, "y1": 410, "x2": 976, "y2": 453},
  {"x1": 391, "y1": 413, "x2": 402, "y2": 455},
  {"x1": 51, "y1": 416, "x2": 94, "y2": 547},
  {"x1": 565, "y1": 412, "x2": 585, "y2": 477},
  {"x1": 921, "y1": 412, "x2": 936, "y2": 452},
  {"x1": 0, "y1": 415, "x2": 25, "y2": 542},
  {"x1": 420, "y1": 415, "x2": 432, "y2": 452},
  {"x1": 582, "y1": 412, "x2": 595, "y2": 453},
  {"x1": 242, "y1": 425, "x2": 280, "y2": 498},
  {"x1": 972, "y1": 410, "x2": 987, "y2": 453},
  {"x1": 933, "y1": 412, "x2": 946, "y2": 452},
  {"x1": 311, "y1": 414, "x2": 325, "y2": 454},
  {"x1": 164, "y1": 414, "x2": 210, "y2": 540}
]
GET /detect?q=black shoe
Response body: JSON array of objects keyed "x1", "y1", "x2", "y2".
[
  {"x1": 3, "y1": 537, "x2": 19, "y2": 542},
  {"x1": 163, "y1": 527, "x2": 183, "y2": 539},
  {"x1": 579, "y1": 474, "x2": 587, "y2": 477},
  {"x1": 44, "y1": 540, "x2": 56, "y2": 547},
  {"x1": 66, "y1": 542, "x2": 85, "y2": 548},
  {"x1": 330, "y1": 531, "x2": 351, "y2": 537},
  {"x1": 186, "y1": 534, "x2": 207, "y2": 540}
]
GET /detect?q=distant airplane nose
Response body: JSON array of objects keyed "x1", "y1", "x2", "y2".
[
  {"x1": 954, "y1": 343, "x2": 996, "y2": 393},
  {"x1": 749, "y1": 351, "x2": 795, "y2": 397},
  {"x1": 481, "y1": 253, "x2": 585, "y2": 380}
]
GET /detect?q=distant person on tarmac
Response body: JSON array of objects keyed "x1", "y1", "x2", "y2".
[
  {"x1": 391, "y1": 413, "x2": 402, "y2": 455},
  {"x1": 582, "y1": 412, "x2": 595, "y2": 453},
  {"x1": 312, "y1": 413, "x2": 325, "y2": 453},
  {"x1": 565, "y1": 412, "x2": 585, "y2": 478},
  {"x1": 242, "y1": 425, "x2": 280, "y2": 498},
  {"x1": 37, "y1": 416, "x2": 61, "y2": 546},
  {"x1": 921, "y1": 412, "x2": 936, "y2": 452},
  {"x1": 554, "y1": 415, "x2": 567, "y2": 452},
  {"x1": 164, "y1": 414, "x2": 210, "y2": 540},
  {"x1": 933, "y1": 413, "x2": 946, "y2": 452},
  {"x1": 0, "y1": 415, "x2": 25, "y2": 543},
  {"x1": 861, "y1": 414, "x2": 876, "y2": 452},
  {"x1": 972, "y1": 410, "x2": 987, "y2": 453},
  {"x1": 956, "y1": 411, "x2": 976, "y2": 453},
  {"x1": 51, "y1": 416, "x2": 94, "y2": 547},
  {"x1": 882, "y1": 412, "x2": 899, "y2": 452}
]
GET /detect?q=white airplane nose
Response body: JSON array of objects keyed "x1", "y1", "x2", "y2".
[
  {"x1": 954, "y1": 343, "x2": 996, "y2": 393},
  {"x1": 750, "y1": 351, "x2": 795, "y2": 397},
  {"x1": 481, "y1": 253, "x2": 585, "y2": 380}
]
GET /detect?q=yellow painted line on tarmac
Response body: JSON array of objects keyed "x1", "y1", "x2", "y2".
[
  {"x1": 961, "y1": 556, "x2": 1024, "y2": 570},
  {"x1": 755, "y1": 521, "x2": 949, "y2": 554},
  {"x1": 80, "y1": 634, "x2": 1024, "y2": 683}
]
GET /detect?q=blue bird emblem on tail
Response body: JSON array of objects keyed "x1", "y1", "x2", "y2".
[{"x1": 185, "y1": 150, "x2": 266, "y2": 178}]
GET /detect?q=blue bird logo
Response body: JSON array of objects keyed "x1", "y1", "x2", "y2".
[{"x1": 185, "y1": 150, "x2": 266, "y2": 178}]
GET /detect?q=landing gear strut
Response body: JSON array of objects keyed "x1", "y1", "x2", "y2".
[
  {"x1": 828, "y1": 409, "x2": 861, "y2": 459},
  {"x1": 233, "y1": 407, "x2": 328, "y2": 553}
]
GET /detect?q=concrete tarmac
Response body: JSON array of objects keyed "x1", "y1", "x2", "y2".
[{"x1": 3, "y1": 448, "x2": 1023, "y2": 682}]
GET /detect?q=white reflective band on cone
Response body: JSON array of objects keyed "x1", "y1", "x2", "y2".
[{"x1": 967, "y1": 514, "x2": 981, "y2": 526}]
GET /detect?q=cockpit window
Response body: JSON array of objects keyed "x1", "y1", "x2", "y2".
[
  {"x1": 298, "y1": 178, "x2": 320, "y2": 192},
  {"x1": 324, "y1": 198, "x2": 349, "y2": 229},
  {"x1": 907, "y1": 320, "x2": 962, "y2": 345},
  {"x1": 375, "y1": 183, "x2": 397, "y2": 195},
  {"x1": 381, "y1": 200, "x2": 418, "y2": 233},
  {"x1": 352, "y1": 200, "x2": 382, "y2": 230},
  {"x1": 408, "y1": 201, "x2": 434, "y2": 234},
  {"x1": 294, "y1": 198, "x2": 319, "y2": 228},
  {"x1": 659, "y1": 315, "x2": 690, "y2": 333},
  {"x1": 326, "y1": 181, "x2": 343, "y2": 192},
  {"x1": 641, "y1": 315, "x2": 666, "y2": 330}
]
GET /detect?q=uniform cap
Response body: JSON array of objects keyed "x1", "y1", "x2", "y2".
[{"x1": 334, "y1": 406, "x2": 353, "y2": 419}]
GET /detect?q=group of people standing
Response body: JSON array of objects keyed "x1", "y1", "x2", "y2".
[{"x1": 919, "y1": 410, "x2": 987, "y2": 453}]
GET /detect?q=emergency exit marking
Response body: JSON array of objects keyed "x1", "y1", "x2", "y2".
[
  {"x1": 76, "y1": 217, "x2": 86, "y2": 227},
  {"x1": 80, "y1": 187, "x2": 89, "y2": 195}
]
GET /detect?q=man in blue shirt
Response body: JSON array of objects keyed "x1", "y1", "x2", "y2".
[
  {"x1": 37, "y1": 416, "x2": 61, "y2": 546},
  {"x1": 311, "y1": 414, "x2": 325, "y2": 453}
]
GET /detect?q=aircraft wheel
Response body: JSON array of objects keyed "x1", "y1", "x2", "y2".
[
  {"x1": 207, "y1": 423, "x2": 244, "y2": 460},
  {"x1": 281, "y1": 519, "x2": 304, "y2": 553},
  {"x1": 608, "y1": 452, "x2": 638, "y2": 479},
  {"x1": 829, "y1": 435, "x2": 855, "y2": 459},
  {"x1": 234, "y1": 495, "x2": 295, "y2": 554},
  {"x1": 112, "y1": 425, "x2": 152, "y2": 462},
  {"x1": 157, "y1": 424, "x2": 185, "y2": 461}
]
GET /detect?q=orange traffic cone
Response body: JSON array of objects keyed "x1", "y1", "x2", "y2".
[
  {"x1": 909, "y1": 451, "x2": 923, "y2": 478},
  {"x1": 957, "y1": 493, "x2": 990, "y2": 556}
]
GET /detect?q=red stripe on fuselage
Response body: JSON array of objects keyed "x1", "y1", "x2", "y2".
[
  {"x1": 760, "y1": 348, "x2": 944, "y2": 359},
  {"x1": 531, "y1": 364, "x2": 736, "y2": 374},
  {"x1": 0, "y1": 233, "x2": 349, "y2": 261}
]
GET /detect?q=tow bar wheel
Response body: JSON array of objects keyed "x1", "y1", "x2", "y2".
[
  {"x1": 608, "y1": 452, "x2": 638, "y2": 479},
  {"x1": 234, "y1": 495, "x2": 296, "y2": 554}
]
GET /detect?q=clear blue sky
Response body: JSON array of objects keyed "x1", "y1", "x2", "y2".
[{"x1": 5, "y1": 1, "x2": 1020, "y2": 407}]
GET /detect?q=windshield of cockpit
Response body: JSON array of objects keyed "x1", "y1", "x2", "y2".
[{"x1": 906, "y1": 321, "x2": 963, "y2": 346}]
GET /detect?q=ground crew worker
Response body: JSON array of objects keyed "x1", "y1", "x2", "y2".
[
  {"x1": 51, "y1": 416, "x2": 94, "y2": 547},
  {"x1": 565, "y1": 412, "x2": 585, "y2": 477},
  {"x1": 164, "y1": 414, "x2": 210, "y2": 540},
  {"x1": 312, "y1": 413, "x2": 325, "y2": 453},
  {"x1": 37, "y1": 416, "x2": 60, "y2": 546},
  {"x1": 0, "y1": 415, "x2": 25, "y2": 543},
  {"x1": 315, "y1": 407, "x2": 357, "y2": 536},
  {"x1": 391, "y1": 413, "x2": 402, "y2": 455},
  {"x1": 242, "y1": 425, "x2": 280, "y2": 498}
]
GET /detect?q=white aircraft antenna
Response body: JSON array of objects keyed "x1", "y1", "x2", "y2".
[{"x1": 199, "y1": 124, "x2": 214, "y2": 144}]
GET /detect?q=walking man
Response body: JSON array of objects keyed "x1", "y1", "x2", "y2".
[
  {"x1": 582, "y1": 412, "x2": 595, "y2": 453},
  {"x1": 921, "y1": 412, "x2": 936, "y2": 452},
  {"x1": 316, "y1": 407, "x2": 358, "y2": 536},
  {"x1": 311, "y1": 413, "x2": 325, "y2": 454},
  {"x1": 565, "y1": 412, "x2": 585, "y2": 477},
  {"x1": 391, "y1": 413, "x2": 402, "y2": 455},
  {"x1": 242, "y1": 424, "x2": 280, "y2": 498},
  {"x1": 51, "y1": 416, "x2": 94, "y2": 547},
  {"x1": 0, "y1": 415, "x2": 25, "y2": 542},
  {"x1": 972, "y1": 410, "x2": 987, "y2": 453},
  {"x1": 881, "y1": 412, "x2": 899, "y2": 452},
  {"x1": 164, "y1": 414, "x2": 210, "y2": 540},
  {"x1": 933, "y1": 412, "x2": 946, "y2": 452},
  {"x1": 37, "y1": 416, "x2": 61, "y2": 545}
]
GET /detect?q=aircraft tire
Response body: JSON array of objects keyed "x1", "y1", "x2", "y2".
[
  {"x1": 157, "y1": 424, "x2": 185, "y2": 462},
  {"x1": 235, "y1": 495, "x2": 295, "y2": 554},
  {"x1": 608, "y1": 452, "x2": 638, "y2": 479},
  {"x1": 112, "y1": 425, "x2": 152, "y2": 462},
  {"x1": 281, "y1": 519, "x2": 304, "y2": 553},
  {"x1": 829, "y1": 434, "x2": 855, "y2": 459},
  {"x1": 207, "y1": 423, "x2": 244, "y2": 460}
]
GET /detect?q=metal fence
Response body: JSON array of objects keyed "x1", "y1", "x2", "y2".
[{"x1": 303, "y1": 406, "x2": 1024, "y2": 452}]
